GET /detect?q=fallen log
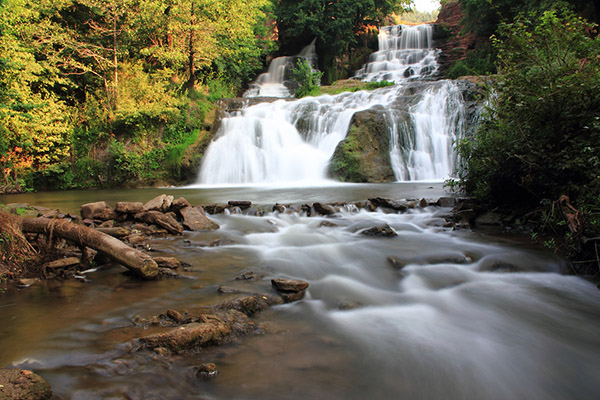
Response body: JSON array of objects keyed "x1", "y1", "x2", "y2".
[{"x1": 19, "y1": 217, "x2": 158, "y2": 279}]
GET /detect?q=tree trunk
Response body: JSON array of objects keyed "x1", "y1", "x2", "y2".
[
  {"x1": 19, "y1": 217, "x2": 158, "y2": 279},
  {"x1": 186, "y1": 2, "x2": 196, "y2": 90}
]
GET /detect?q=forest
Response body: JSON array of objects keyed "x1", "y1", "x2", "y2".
[{"x1": 0, "y1": 0, "x2": 411, "y2": 192}]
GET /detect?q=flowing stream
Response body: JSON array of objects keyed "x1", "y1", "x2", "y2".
[{"x1": 1, "y1": 187, "x2": 599, "y2": 400}]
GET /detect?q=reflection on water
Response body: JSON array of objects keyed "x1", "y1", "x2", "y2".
[{"x1": 1, "y1": 187, "x2": 599, "y2": 399}]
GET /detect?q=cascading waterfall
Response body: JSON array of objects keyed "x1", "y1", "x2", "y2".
[
  {"x1": 198, "y1": 80, "x2": 466, "y2": 185},
  {"x1": 243, "y1": 39, "x2": 318, "y2": 98},
  {"x1": 355, "y1": 24, "x2": 439, "y2": 83},
  {"x1": 198, "y1": 24, "x2": 470, "y2": 185},
  {"x1": 390, "y1": 82, "x2": 465, "y2": 181}
]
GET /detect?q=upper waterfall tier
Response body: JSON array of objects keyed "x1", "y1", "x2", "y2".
[
  {"x1": 244, "y1": 39, "x2": 318, "y2": 98},
  {"x1": 197, "y1": 81, "x2": 470, "y2": 185},
  {"x1": 355, "y1": 24, "x2": 439, "y2": 83}
]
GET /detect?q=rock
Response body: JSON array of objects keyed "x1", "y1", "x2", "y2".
[
  {"x1": 115, "y1": 201, "x2": 144, "y2": 215},
  {"x1": 281, "y1": 290, "x2": 306, "y2": 303},
  {"x1": 18, "y1": 278, "x2": 40, "y2": 287},
  {"x1": 217, "y1": 286, "x2": 246, "y2": 294},
  {"x1": 171, "y1": 197, "x2": 191, "y2": 213},
  {"x1": 196, "y1": 363, "x2": 218, "y2": 378},
  {"x1": 203, "y1": 204, "x2": 226, "y2": 214},
  {"x1": 475, "y1": 212, "x2": 503, "y2": 226},
  {"x1": 436, "y1": 197, "x2": 457, "y2": 208},
  {"x1": 139, "y1": 310, "x2": 255, "y2": 352},
  {"x1": 124, "y1": 233, "x2": 147, "y2": 246},
  {"x1": 135, "y1": 211, "x2": 183, "y2": 235},
  {"x1": 0, "y1": 368, "x2": 52, "y2": 400},
  {"x1": 387, "y1": 256, "x2": 406, "y2": 270},
  {"x1": 218, "y1": 294, "x2": 277, "y2": 315},
  {"x1": 328, "y1": 107, "x2": 396, "y2": 183},
  {"x1": 143, "y1": 194, "x2": 174, "y2": 212},
  {"x1": 313, "y1": 202, "x2": 336, "y2": 216},
  {"x1": 42, "y1": 257, "x2": 81, "y2": 270},
  {"x1": 180, "y1": 206, "x2": 219, "y2": 231},
  {"x1": 166, "y1": 309, "x2": 186, "y2": 323},
  {"x1": 419, "y1": 198, "x2": 429, "y2": 208},
  {"x1": 318, "y1": 221, "x2": 339, "y2": 228},
  {"x1": 228, "y1": 201, "x2": 251, "y2": 210},
  {"x1": 360, "y1": 224, "x2": 397, "y2": 237},
  {"x1": 95, "y1": 227, "x2": 131, "y2": 238},
  {"x1": 271, "y1": 278, "x2": 309, "y2": 293},
  {"x1": 272, "y1": 204, "x2": 287, "y2": 213},
  {"x1": 234, "y1": 270, "x2": 260, "y2": 281},
  {"x1": 368, "y1": 197, "x2": 409, "y2": 212},
  {"x1": 80, "y1": 201, "x2": 117, "y2": 221},
  {"x1": 153, "y1": 257, "x2": 181, "y2": 269}
]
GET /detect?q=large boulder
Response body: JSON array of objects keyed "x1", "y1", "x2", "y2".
[
  {"x1": 143, "y1": 194, "x2": 174, "y2": 212},
  {"x1": 0, "y1": 369, "x2": 52, "y2": 400},
  {"x1": 80, "y1": 201, "x2": 117, "y2": 221},
  {"x1": 328, "y1": 107, "x2": 396, "y2": 183},
  {"x1": 115, "y1": 201, "x2": 144, "y2": 215},
  {"x1": 180, "y1": 206, "x2": 219, "y2": 231}
]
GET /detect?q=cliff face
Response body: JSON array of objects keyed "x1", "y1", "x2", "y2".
[{"x1": 433, "y1": 1, "x2": 479, "y2": 76}]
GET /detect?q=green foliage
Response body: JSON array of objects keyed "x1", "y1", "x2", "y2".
[
  {"x1": 447, "y1": 46, "x2": 497, "y2": 78},
  {"x1": 292, "y1": 59, "x2": 323, "y2": 98},
  {"x1": 459, "y1": 8, "x2": 600, "y2": 249},
  {"x1": 364, "y1": 81, "x2": 395, "y2": 90},
  {"x1": 276, "y1": 0, "x2": 411, "y2": 82},
  {"x1": 396, "y1": 9, "x2": 439, "y2": 24}
]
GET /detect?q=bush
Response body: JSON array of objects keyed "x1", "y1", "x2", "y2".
[
  {"x1": 292, "y1": 59, "x2": 323, "y2": 98},
  {"x1": 459, "y1": 8, "x2": 600, "y2": 260}
]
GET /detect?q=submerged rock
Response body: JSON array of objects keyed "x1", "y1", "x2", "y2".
[
  {"x1": 0, "y1": 369, "x2": 52, "y2": 400},
  {"x1": 360, "y1": 224, "x2": 398, "y2": 237},
  {"x1": 196, "y1": 363, "x2": 219, "y2": 378},
  {"x1": 139, "y1": 309, "x2": 255, "y2": 352}
]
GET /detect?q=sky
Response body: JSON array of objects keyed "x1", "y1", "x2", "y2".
[{"x1": 412, "y1": 0, "x2": 441, "y2": 12}]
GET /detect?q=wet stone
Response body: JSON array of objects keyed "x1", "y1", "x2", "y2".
[
  {"x1": 0, "y1": 369, "x2": 52, "y2": 400},
  {"x1": 234, "y1": 270, "x2": 260, "y2": 281},
  {"x1": 360, "y1": 224, "x2": 398, "y2": 237},
  {"x1": 387, "y1": 256, "x2": 406, "y2": 270},
  {"x1": 271, "y1": 278, "x2": 309, "y2": 293},
  {"x1": 196, "y1": 363, "x2": 218, "y2": 378},
  {"x1": 153, "y1": 257, "x2": 181, "y2": 269}
]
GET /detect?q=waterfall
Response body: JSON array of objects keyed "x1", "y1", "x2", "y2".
[
  {"x1": 355, "y1": 24, "x2": 439, "y2": 83},
  {"x1": 243, "y1": 39, "x2": 318, "y2": 98},
  {"x1": 197, "y1": 24, "x2": 472, "y2": 185},
  {"x1": 198, "y1": 80, "x2": 467, "y2": 185}
]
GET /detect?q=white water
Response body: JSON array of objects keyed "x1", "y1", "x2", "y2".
[
  {"x1": 244, "y1": 39, "x2": 318, "y2": 98},
  {"x1": 198, "y1": 80, "x2": 466, "y2": 185},
  {"x1": 355, "y1": 24, "x2": 439, "y2": 83}
]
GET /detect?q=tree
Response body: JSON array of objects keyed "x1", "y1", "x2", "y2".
[
  {"x1": 276, "y1": 0, "x2": 411, "y2": 82},
  {"x1": 459, "y1": 8, "x2": 600, "y2": 210}
]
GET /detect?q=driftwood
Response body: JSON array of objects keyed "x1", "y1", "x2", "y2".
[{"x1": 19, "y1": 217, "x2": 158, "y2": 279}]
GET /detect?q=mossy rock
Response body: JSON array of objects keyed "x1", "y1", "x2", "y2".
[{"x1": 328, "y1": 107, "x2": 396, "y2": 183}]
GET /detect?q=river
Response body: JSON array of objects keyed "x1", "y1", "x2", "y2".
[{"x1": 1, "y1": 183, "x2": 599, "y2": 399}]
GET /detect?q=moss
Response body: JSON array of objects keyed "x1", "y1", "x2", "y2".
[{"x1": 328, "y1": 109, "x2": 395, "y2": 183}]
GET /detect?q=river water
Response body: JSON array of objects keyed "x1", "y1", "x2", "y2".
[{"x1": 1, "y1": 184, "x2": 599, "y2": 399}]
